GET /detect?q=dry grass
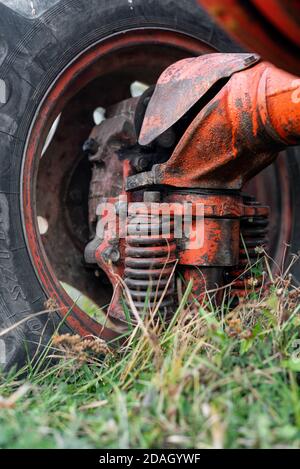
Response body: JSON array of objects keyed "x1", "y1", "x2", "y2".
[{"x1": 0, "y1": 255, "x2": 299, "y2": 448}]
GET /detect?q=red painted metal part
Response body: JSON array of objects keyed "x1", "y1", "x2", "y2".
[
  {"x1": 165, "y1": 191, "x2": 241, "y2": 267},
  {"x1": 133, "y1": 56, "x2": 300, "y2": 191},
  {"x1": 199, "y1": 0, "x2": 300, "y2": 75},
  {"x1": 125, "y1": 53, "x2": 300, "y2": 311},
  {"x1": 90, "y1": 188, "x2": 269, "y2": 315},
  {"x1": 165, "y1": 192, "x2": 268, "y2": 305},
  {"x1": 227, "y1": 197, "x2": 269, "y2": 299},
  {"x1": 139, "y1": 52, "x2": 260, "y2": 145}
]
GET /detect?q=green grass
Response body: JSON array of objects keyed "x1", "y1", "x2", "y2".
[{"x1": 0, "y1": 273, "x2": 300, "y2": 449}]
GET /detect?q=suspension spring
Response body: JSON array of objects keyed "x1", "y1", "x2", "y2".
[
  {"x1": 124, "y1": 192, "x2": 177, "y2": 319},
  {"x1": 228, "y1": 195, "x2": 269, "y2": 300}
]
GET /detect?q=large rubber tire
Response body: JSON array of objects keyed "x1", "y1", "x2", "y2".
[{"x1": 0, "y1": 0, "x2": 299, "y2": 370}]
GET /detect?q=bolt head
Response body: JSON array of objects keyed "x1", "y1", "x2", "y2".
[{"x1": 103, "y1": 246, "x2": 120, "y2": 264}]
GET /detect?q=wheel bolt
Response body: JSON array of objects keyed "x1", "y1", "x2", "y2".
[{"x1": 102, "y1": 246, "x2": 120, "y2": 264}]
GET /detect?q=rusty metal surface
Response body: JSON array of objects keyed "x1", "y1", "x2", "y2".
[
  {"x1": 199, "y1": 0, "x2": 300, "y2": 75},
  {"x1": 83, "y1": 98, "x2": 141, "y2": 322},
  {"x1": 124, "y1": 195, "x2": 177, "y2": 318},
  {"x1": 138, "y1": 52, "x2": 260, "y2": 146},
  {"x1": 179, "y1": 218, "x2": 240, "y2": 266},
  {"x1": 129, "y1": 59, "x2": 300, "y2": 191},
  {"x1": 62, "y1": 52, "x2": 299, "y2": 326},
  {"x1": 87, "y1": 188, "x2": 247, "y2": 319},
  {"x1": 85, "y1": 98, "x2": 138, "y2": 232},
  {"x1": 123, "y1": 54, "x2": 300, "y2": 313},
  {"x1": 181, "y1": 266, "x2": 224, "y2": 305},
  {"x1": 227, "y1": 197, "x2": 269, "y2": 300}
]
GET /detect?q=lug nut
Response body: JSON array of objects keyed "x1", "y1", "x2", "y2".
[{"x1": 102, "y1": 246, "x2": 120, "y2": 263}]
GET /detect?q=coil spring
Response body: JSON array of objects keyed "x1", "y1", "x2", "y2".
[
  {"x1": 228, "y1": 196, "x2": 269, "y2": 300},
  {"x1": 124, "y1": 203, "x2": 177, "y2": 318}
]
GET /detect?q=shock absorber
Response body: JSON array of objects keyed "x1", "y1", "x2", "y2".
[
  {"x1": 228, "y1": 195, "x2": 269, "y2": 301},
  {"x1": 124, "y1": 191, "x2": 177, "y2": 319}
]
